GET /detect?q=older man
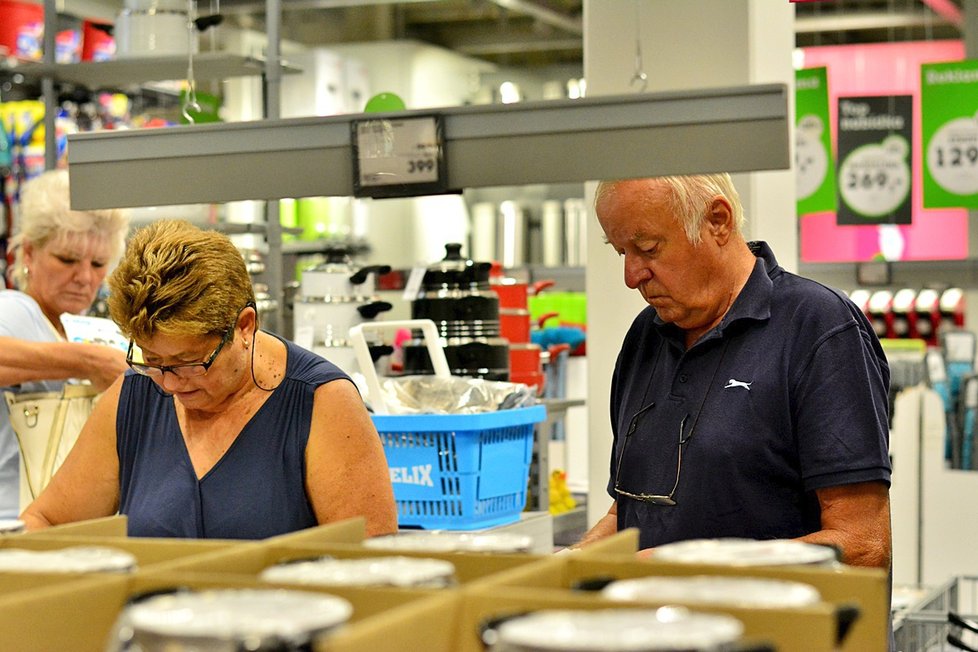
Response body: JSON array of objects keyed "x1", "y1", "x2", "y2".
[{"x1": 578, "y1": 174, "x2": 891, "y2": 569}]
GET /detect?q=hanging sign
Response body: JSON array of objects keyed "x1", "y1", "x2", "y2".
[
  {"x1": 921, "y1": 60, "x2": 978, "y2": 209},
  {"x1": 351, "y1": 114, "x2": 449, "y2": 199},
  {"x1": 836, "y1": 95, "x2": 913, "y2": 225},
  {"x1": 795, "y1": 67, "x2": 836, "y2": 215}
]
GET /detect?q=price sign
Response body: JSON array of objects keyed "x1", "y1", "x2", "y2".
[
  {"x1": 838, "y1": 136, "x2": 911, "y2": 218},
  {"x1": 351, "y1": 115, "x2": 448, "y2": 198},
  {"x1": 835, "y1": 95, "x2": 913, "y2": 226},
  {"x1": 926, "y1": 116, "x2": 978, "y2": 196},
  {"x1": 921, "y1": 60, "x2": 978, "y2": 209}
]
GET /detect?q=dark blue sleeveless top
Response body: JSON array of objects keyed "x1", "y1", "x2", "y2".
[{"x1": 116, "y1": 337, "x2": 350, "y2": 539}]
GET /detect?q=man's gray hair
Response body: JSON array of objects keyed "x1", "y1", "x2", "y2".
[{"x1": 595, "y1": 173, "x2": 745, "y2": 244}]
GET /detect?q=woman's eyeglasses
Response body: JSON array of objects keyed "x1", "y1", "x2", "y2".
[
  {"x1": 126, "y1": 326, "x2": 234, "y2": 379},
  {"x1": 613, "y1": 404, "x2": 693, "y2": 507}
]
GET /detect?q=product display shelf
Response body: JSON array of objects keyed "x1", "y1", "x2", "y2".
[
  {"x1": 65, "y1": 83, "x2": 790, "y2": 209},
  {"x1": 3, "y1": 52, "x2": 301, "y2": 89}
]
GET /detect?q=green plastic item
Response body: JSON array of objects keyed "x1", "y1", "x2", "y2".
[{"x1": 363, "y1": 92, "x2": 406, "y2": 113}]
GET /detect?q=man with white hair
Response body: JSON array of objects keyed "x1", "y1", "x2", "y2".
[{"x1": 579, "y1": 173, "x2": 891, "y2": 570}]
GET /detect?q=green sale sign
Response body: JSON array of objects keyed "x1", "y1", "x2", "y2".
[
  {"x1": 795, "y1": 67, "x2": 837, "y2": 215},
  {"x1": 921, "y1": 60, "x2": 978, "y2": 209}
]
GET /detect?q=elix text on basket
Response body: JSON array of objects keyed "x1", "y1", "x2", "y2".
[{"x1": 390, "y1": 464, "x2": 434, "y2": 487}]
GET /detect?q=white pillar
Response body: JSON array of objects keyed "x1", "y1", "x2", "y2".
[{"x1": 582, "y1": 0, "x2": 796, "y2": 529}]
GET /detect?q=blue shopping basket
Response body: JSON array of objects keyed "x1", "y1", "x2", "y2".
[{"x1": 350, "y1": 320, "x2": 547, "y2": 530}]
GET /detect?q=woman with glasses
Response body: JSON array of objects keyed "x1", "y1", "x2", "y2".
[
  {"x1": 20, "y1": 219, "x2": 398, "y2": 539},
  {"x1": 0, "y1": 169, "x2": 130, "y2": 519},
  {"x1": 576, "y1": 173, "x2": 891, "y2": 571}
]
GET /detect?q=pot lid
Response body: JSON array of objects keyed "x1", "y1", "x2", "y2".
[
  {"x1": 260, "y1": 555, "x2": 456, "y2": 588},
  {"x1": 0, "y1": 519, "x2": 24, "y2": 534},
  {"x1": 363, "y1": 531, "x2": 533, "y2": 554},
  {"x1": 307, "y1": 244, "x2": 358, "y2": 274},
  {"x1": 122, "y1": 588, "x2": 352, "y2": 642},
  {"x1": 0, "y1": 546, "x2": 137, "y2": 573},
  {"x1": 651, "y1": 538, "x2": 838, "y2": 567},
  {"x1": 422, "y1": 243, "x2": 492, "y2": 289},
  {"x1": 493, "y1": 607, "x2": 744, "y2": 651},
  {"x1": 601, "y1": 575, "x2": 821, "y2": 609}
]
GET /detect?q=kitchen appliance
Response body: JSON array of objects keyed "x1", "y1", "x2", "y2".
[
  {"x1": 890, "y1": 287, "x2": 917, "y2": 339},
  {"x1": 114, "y1": 0, "x2": 221, "y2": 59},
  {"x1": 293, "y1": 245, "x2": 392, "y2": 375},
  {"x1": 867, "y1": 290, "x2": 894, "y2": 339},
  {"x1": 106, "y1": 588, "x2": 352, "y2": 652},
  {"x1": 403, "y1": 243, "x2": 509, "y2": 381},
  {"x1": 941, "y1": 287, "x2": 966, "y2": 331},
  {"x1": 915, "y1": 288, "x2": 942, "y2": 344}
]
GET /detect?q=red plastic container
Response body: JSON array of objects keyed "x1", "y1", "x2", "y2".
[
  {"x1": 0, "y1": 0, "x2": 44, "y2": 60},
  {"x1": 81, "y1": 19, "x2": 114, "y2": 61}
]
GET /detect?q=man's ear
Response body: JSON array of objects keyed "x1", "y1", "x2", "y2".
[{"x1": 705, "y1": 197, "x2": 735, "y2": 245}]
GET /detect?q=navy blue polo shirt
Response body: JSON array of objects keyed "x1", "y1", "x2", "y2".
[{"x1": 608, "y1": 241, "x2": 891, "y2": 550}]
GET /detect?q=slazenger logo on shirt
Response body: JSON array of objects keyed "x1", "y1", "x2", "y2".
[
  {"x1": 724, "y1": 378, "x2": 752, "y2": 391},
  {"x1": 390, "y1": 464, "x2": 434, "y2": 487}
]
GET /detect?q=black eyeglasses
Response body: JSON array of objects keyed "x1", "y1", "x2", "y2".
[
  {"x1": 126, "y1": 326, "x2": 234, "y2": 379},
  {"x1": 613, "y1": 404, "x2": 693, "y2": 506}
]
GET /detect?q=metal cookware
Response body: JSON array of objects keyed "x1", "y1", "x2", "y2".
[
  {"x1": 260, "y1": 554, "x2": 457, "y2": 588},
  {"x1": 293, "y1": 245, "x2": 393, "y2": 370},
  {"x1": 484, "y1": 606, "x2": 747, "y2": 652},
  {"x1": 404, "y1": 243, "x2": 509, "y2": 380},
  {"x1": 106, "y1": 588, "x2": 352, "y2": 652}
]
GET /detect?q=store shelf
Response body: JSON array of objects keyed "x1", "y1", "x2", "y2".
[
  {"x1": 66, "y1": 83, "x2": 790, "y2": 209},
  {"x1": 5, "y1": 53, "x2": 301, "y2": 89}
]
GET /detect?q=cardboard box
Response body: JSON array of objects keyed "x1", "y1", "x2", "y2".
[
  {"x1": 0, "y1": 570, "x2": 453, "y2": 652},
  {"x1": 147, "y1": 540, "x2": 542, "y2": 585},
  {"x1": 472, "y1": 552, "x2": 888, "y2": 652},
  {"x1": 30, "y1": 514, "x2": 129, "y2": 537},
  {"x1": 261, "y1": 517, "x2": 366, "y2": 546},
  {"x1": 315, "y1": 582, "x2": 834, "y2": 652},
  {"x1": 572, "y1": 528, "x2": 641, "y2": 556},
  {"x1": 0, "y1": 533, "x2": 247, "y2": 572}
]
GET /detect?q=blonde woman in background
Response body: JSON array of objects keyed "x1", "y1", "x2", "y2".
[
  {"x1": 0, "y1": 169, "x2": 130, "y2": 518},
  {"x1": 21, "y1": 219, "x2": 397, "y2": 539}
]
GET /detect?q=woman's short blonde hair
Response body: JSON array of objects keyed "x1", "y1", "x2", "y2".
[
  {"x1": 108, "y1": 219, "x2": 255, "y2": 341},
  {"x1": 10, "y1": 168, "x2": 129, "y2": 289}
]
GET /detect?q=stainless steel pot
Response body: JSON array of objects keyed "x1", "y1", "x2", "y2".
[
  {"x1": 294, "y1": 299, "x2": 393, "y2": 347},
  {"x1": 299, "y1": 246, "x2": 391, "y2": 300},
  {"x1": 107, "y1": 588, "x2": 352, "y2": 652},
  {"x1": 485, "y1": 607, "x2": 747, "y2": 652}
]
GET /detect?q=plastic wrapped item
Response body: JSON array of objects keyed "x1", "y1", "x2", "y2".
[
  {"x1": 378, "y1": 374, "x2": 537, "y2": 415},
  {"x1": 260, "y1": 555, "x2": 457, "y2": 588},
  {"x1": 0, "y1": 546, "x2": 137, "y2": 572}
]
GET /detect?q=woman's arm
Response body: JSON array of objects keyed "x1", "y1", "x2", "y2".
[
  {"x1": 305, "y1": 380, "x2": 398, "y2": 537},
  {"x1": 19, "y1": 375, "x2": 124, "y2": 529},
  {"x1": 0, "y1": 336, "x2": 128, "y2": 391}
]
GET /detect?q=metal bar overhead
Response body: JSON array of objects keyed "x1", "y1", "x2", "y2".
[{"x1": 67, "y1": 83, "x2": 790, "y2": 209}]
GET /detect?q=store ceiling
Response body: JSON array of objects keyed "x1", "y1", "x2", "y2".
[{"x1": 210, "y1": 0, "x2": 967, "y2": 70}]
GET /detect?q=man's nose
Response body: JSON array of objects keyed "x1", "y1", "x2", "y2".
[{"x1": 623, "y1": 255, "x2": 651, "y2": 289}]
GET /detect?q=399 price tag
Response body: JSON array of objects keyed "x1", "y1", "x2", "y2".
[{"x1": 351, "y1": 115, "x2": 448, "y2": 198}]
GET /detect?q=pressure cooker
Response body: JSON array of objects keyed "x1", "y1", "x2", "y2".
[
  {"x1": 402, "y1": 243, "x2": 509, "y2": 380},
  {"x1": 293, "y1": 245, "x2": 393, "y2": 373}
]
